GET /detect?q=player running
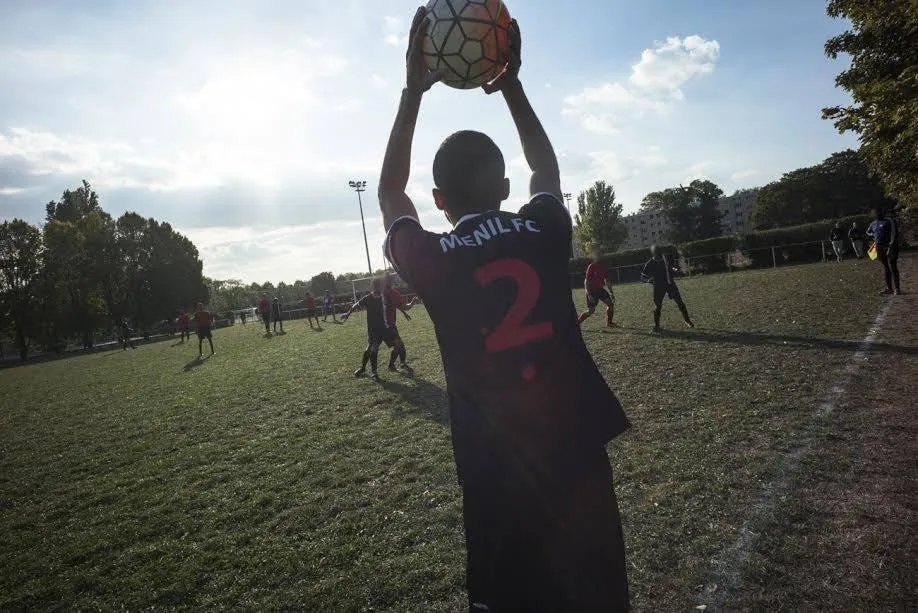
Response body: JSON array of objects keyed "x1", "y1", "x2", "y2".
[
  {"x1": 271, "y1": 297, "x2": 284, "y2": 333},
  {"x1": 578, "y1": 248, "x2": 615, "y2": 327},
  {"x1": 258, "y1": 294, "x2": 271, "y2": 334},
  {"x1": 340, "y1": 278, "x2": 390, "y2": 382},
  {"x1": 377, "y1": 12, "x2": 630, "y2": 611},
  {"x1": 641, "y1": 245, "x2": 694, "y2": 332},
  {"x1": 193, "y1": 302, "x2": 215, "y2": 358},
  {"x1": 382, "y1": 276, "x2": 416, "y2": 372},
  {"x1": 303, "y1": 292, "x2": 321, "y2": 329},
  {"x1": 323, "y1": 290, "x2": 337, "y2": 323}
]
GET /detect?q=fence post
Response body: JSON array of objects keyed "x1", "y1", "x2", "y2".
[
  {"x1": 771, "y1": 246, "x2": 777, "y2": 269},
  {"x1": 821, "y1": 241, "x2": 826, "y2": 263},
  {"x1": 617, "y1": 267, "x2": 621, "y2": 284}
]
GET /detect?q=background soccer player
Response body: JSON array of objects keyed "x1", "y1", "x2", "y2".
[
  {"x1": 177, "y1": 309, "x2": 190, "y2": 343},
  {"x1": 302, "y1": 292, "x2": 321, "y2": 329},
  {"x1": 341, "y1": 278, "x2": 389, "y2": 382},
  {"x1": 641, "y1": 245, "x2": 694, "y2": 332},
  {"x1": 377, "y1": 10, "x2": 630, "y2": 611},
  {"x1": 270, "y1": 297, "x2": 284, "y2": 333},
  {"x1": 119, "y1": 317, "x2": 137, "y2": 350},
  {"x1": 323, "y1": 290, "x2": 337, "y2": 323},
  {"x1": 193, "y1": 302, "x2": 215, "y2": 358},
  {"x1": 382, "y1": 276, "x2": 416, "y2": 372},
  {"x1": 829, "y1": 222, "x2": 846, "y2": 262},
  {"x1": 258, "y1": 294, "x2": 271, "y2": 334},
  {"x1": 578, "y1": 247, "x2": 615, "y2": 327}
]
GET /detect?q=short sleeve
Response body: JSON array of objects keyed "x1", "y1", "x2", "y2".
[
  {"x1": 518, "y1": 192, "x2": 572, "y2": 246},
  {"x1": 384, "y1": 216, "x2": 443, "y2": 293}
]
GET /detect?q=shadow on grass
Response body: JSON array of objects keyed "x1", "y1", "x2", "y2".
[
  {"x1": 629, "y1": 327, "x2": 918, "y2": 356},
  {"x1": 171, "y1": 340, "x2": 186, "y2": 347},
  {"x1": 273, "y1": 330, "x2": 287, "y2": 336},
  {"x1": 183, "y1": 356, "x2": 206, "y2": 372},
  {"x1": 378, "y1": 375, "x2": 450, "y2": 426}
]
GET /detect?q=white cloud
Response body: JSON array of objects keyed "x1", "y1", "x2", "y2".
[
  {"x1": 0, "y1": 187, "x2": 26, "y2": 196},
  {"x1": 730, "y1": 169, "x2": 758, "y2": 182},
  {"x1": 683, "y1": 160, "x2": 717, "y2": 182},
  {"x1": 383, "y1": 15, "x2": 409, "y2": 47},
  {"x1": 563, "y1": 35, "x2": 720, "y2": 134}
]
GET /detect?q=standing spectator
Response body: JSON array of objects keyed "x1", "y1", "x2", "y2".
[
  {"x1": 323, "y1": 290, "x2": 337, "y2": 323},
  {"x1": 829, "y1": 222, "x2": 845, "y2": 262},
  {"x1": 849, "y1": 222, "x2": 866, "y2": 259},
  {"x1": 866, "y1": 206, "x2": 902, "y2": 295},
  {"x1": 641, "y1": 245, "x2": 695, "y2": 332},
  {"x1": 259, "y1": 294, "x2": 271, "y2": 334},
  {"x1": 240, "y1": 310, "x2": 247, "y2": 325},
  {"x1": 271, "y1": 297, "x2": 285, "y2": 333}
]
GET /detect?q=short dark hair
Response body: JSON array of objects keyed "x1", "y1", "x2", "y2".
[{"x1": 433, "y1": 130, "x2": 505, "y2": 211}]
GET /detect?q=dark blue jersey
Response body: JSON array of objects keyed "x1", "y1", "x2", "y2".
[{"x1": 385, "y1": 193, "x2": 629, "y2": 484}]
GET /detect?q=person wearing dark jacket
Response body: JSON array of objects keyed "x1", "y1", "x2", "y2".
[
  {"x1": 866, "y1": 206, "x2": 902, "y2": 295},
  {"x1": 641, "y1": 246, "x2": 694, "y2": 332},
  {"x1": 119, "y1": 318, "x2": 137, "y2": 350},
  {"x1": 271, "y1": 297, "x2": 285, "y2": 333},
  {"x1": 848, "y1": 222, "x2": 866, "y2": 259},
  {"x1": 829, "y1": 223, "x2": 845, "y2": 262}
]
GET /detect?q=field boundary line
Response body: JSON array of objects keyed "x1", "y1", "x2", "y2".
[{"x1": 697, "y1": 299, "x2": 894, "y2": 609}]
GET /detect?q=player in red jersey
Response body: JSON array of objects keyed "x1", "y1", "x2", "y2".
[
  {"x1": 302, "y1": 292, "x2": 321, "y2": 329},
  {"x1": 578, "y1": 248, "x2": 615, "y2": 327},
  {"x1": 193, "y1": 302, "x2": 215, "y2": 358},
  {"x1": 177, "y1": 310, "x2": 191, "y2": 343},
  {"x1": 382, "y1": 276, "x2": 417, "y2": 372},
  {"x1": 378, "y1": 11, "x2": 629, "y2": 611}
]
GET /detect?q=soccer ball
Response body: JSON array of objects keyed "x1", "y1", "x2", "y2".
[{"x1": 422, "y1": 0, "x2": 512, "y2": 90}]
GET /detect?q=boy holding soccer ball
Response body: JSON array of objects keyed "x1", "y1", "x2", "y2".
[{"x1": 378, "y1": 7, "x2": 630, "y2": 611}]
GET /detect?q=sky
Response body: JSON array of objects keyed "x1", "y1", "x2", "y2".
[{"x1": 0, "y1": 0, "x2": 858, "y2": 283}]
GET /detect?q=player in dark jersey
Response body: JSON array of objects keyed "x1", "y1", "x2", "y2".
[
  {"x1": 382, "y1": 276, "x2": 417, "y2": 372},
  {"x1": 578, "y1": 248, "x2": 615, "y2": 327},
  {"x1": 640, "y1": 245, "x2": 694, "y2": 332},
  {"x1": 302, "y1": 292, "x2": 321, "y2": 329},
  {"x1": 377, "y1": 11, "x2": 630, "y2": 611},
  {"x1": 119, "y1": 317, "x2": 137, "y2": 350},
  {"x1": 271, "y1": 297, "x2": 284, "y2": 333},
  {"x1": 341, "y1": 278, "x2": 393, "y2": 382}
]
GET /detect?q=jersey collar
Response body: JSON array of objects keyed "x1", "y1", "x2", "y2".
[{"x1": 454, "y1": 213, "x2": 482, "y2": 229}]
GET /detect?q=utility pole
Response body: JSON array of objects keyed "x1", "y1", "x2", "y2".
[{"x1": 348, "y1": 180, "x2": 373, "y2": 275}]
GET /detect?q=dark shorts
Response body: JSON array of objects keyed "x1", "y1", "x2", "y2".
[
  {"x1": 261, "y1": 312, "x2": 270, "y2": 323},
  {"x1": 653, "y1": 283, "x2": 682, "y2": 304},
  {"x1": 197, "y1": 326, "x2": 212, "y2": 339},
  {"x1": 306, "y1": 308, "x2": 317, "y2": 318},
  {"x1": 462, "y1": 445, "x2": 629, "y2": 611},
  {"x1": 368, "y1": 327, "x2": 398, "y2": 348},
  {"x1": 586, "y1": 287, "x2": 613, "y2": 309}
]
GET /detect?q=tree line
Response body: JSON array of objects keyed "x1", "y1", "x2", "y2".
[
  {"x1": 0, "y1": 181, "x2": 206, "y2": 360},
  {"x1": 573, "y1": 148, "x2": 897, "y2": 254}
]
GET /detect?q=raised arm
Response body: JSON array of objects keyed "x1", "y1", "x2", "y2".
[
  {"x1": 378, "y1": 7, "x2": 441, "y2": 231},
  {"x1": 484, "y1": 21, "x2": 561, "y2": 199}
]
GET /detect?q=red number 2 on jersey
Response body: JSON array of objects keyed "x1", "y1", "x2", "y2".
[{"x1": 475, "y1": 258, "x2": 554, "y2": 353}]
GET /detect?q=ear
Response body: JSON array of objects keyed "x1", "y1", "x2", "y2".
[
  {"x1": 501, "y1": 178, "x2": 510, "y2": 201},
  {"x1": 432, "y1": 188, "x2": 445, "y2": 211}
]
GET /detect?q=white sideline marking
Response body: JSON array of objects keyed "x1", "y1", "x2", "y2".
[{"x1": 698, "y1": 300, "x2": 893, "y2": 608}]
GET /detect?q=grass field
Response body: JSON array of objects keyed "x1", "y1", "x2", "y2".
[{"x1": 1, "y1": 258, "x2": 915, "y2": 611}]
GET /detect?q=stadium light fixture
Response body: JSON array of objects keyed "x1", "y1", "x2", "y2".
[{"x1": 348, "y1": 180, "x2": 373, "y2": 275}]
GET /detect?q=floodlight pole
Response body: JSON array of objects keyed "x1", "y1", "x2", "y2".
[
  {"x1": 348, "y1": 180, "x2": 373, "y2": 275},
  {"x1": 563, "y1": 192, "x2": 575, "y2": 259}
]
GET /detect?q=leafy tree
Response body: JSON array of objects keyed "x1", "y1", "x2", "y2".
[
  {"x1": 688, "y1": 179, "x2": 724, "y2": 239},
  {"x1": 0, "y1": 220, "x2": 43, "y2": 360},
  {"x1": 310, "y1": 272, "x2": 337, "y2": 295},
  {"x1": 823, "y1": 0, "x2": 918, "y2": 229},
  {"x1": 573, "y1": 181, "x2": 627, "y2": 253},
  {"x1": 641, "y1": 185, "x2": 696, "y2": 243},
  {"x1": 749, "y1": 150, "x2": 894, "y2": 229}
]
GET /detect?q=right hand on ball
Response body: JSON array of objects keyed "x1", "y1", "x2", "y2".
[
  {"x1": 406, "y1": 7, "x2": 442, "y2": 95},
  {"x1": 483, "y1": 19, "x2": 521, "y2": 95}
]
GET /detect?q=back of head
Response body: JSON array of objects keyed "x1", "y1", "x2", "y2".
[
  {"x1": 874, "y1": 205, "x2": 885, "y2": 219},
  {"x1": 433, "y1": 130, "x2": 507, "y2": 219},
  {"x1": 650, "y1": 245, "x2": 659, "y2": 258},
  {"x1": 371, "y1": 278, "x2": 382, "y2": 294}
]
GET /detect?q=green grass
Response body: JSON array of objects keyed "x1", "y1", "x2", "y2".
[{"x1": 0, "y1": 259, "x2": 912, "y2": 610}]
